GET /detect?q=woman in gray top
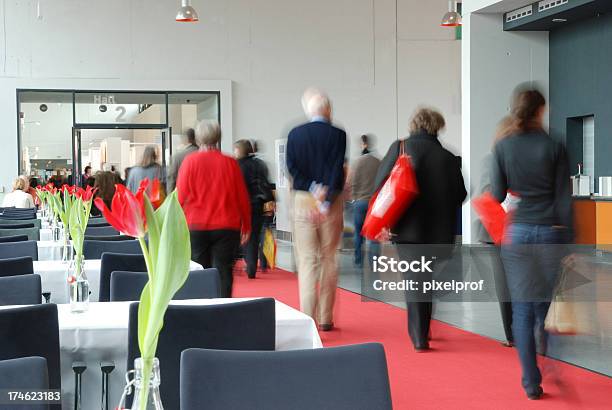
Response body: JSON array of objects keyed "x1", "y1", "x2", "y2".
[{"x1": 126, "y1": 145, "x2": 164, "y2": 194}]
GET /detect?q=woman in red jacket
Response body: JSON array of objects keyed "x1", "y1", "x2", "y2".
[{"x1": 176, "y1": 121, "x2": 251, "y2": 297}]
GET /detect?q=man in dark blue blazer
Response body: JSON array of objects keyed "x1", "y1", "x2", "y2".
[{"x1": 286, "y1": 89, "x2": 346, "y2": 331}]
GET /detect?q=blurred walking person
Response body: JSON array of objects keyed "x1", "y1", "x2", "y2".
[
  {"x1": 287, "y1": 88, "x2": 346, "y2": 331},
  {"x1": 127, "y1": 146, "x2": 164, "y2": 195},
  {"x1": 177, "y1": 121, "x2": 251, "y2": 297},
  {"x1": 374, "y1": 108, "x2": 466, "y2": 351},
  {"x1": 167, "y1": 128, "x2": 198, "y2": 193},
  {"x1": 492, "y1": 88, "x2": 572, "y2": 400},
  {"x1": 349, "y1": 134, "x2": 380, "y2": 267},
  {"x1": 474, "y1": 116, "x2": 518, "y2": 347},
  {"x1": 234, "y1": 139, "x2": 274, "y2": 278}
]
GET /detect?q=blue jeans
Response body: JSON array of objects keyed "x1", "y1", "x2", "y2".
[
  {"x1": 353, "y1": 200, "x2": 380, "y2": 266},
  {"x1": 501, "y1": 223, "x2": 568, "y2": 395}
]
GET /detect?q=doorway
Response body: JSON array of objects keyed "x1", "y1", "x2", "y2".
[{"x1": 17, "y1": 89, "x2": 220, "y2": 186}]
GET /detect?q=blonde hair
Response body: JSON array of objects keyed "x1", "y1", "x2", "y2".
[
  {"x1": 13, "y1": 176, "x2": 28, "y2": 191},
  {"x1": 140, "y1": 146, "x2": 159, "y2": 168},
  {"x1": 196, "y1": 120, "x2": 221, "y2": 147},
  {"x1": 494, "y1": 116, "x2": 519, "y2": 146},
  {"x1": 409, "y1": 108, "x2": 446, "y2": 136}
]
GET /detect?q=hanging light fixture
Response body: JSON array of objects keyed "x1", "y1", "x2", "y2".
[
  {"x1": 441, "y1": 0, "x2": 462, "y2": 27},
  {"x1": 176, "y1": 0, "x2": 199, "y2": 23}
]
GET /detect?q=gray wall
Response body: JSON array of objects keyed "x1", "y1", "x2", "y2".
[{"x1": 550, "y1": 14, "x2": 612, "y2": 188}]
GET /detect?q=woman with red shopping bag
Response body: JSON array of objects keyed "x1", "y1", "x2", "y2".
[{"x1": 371, "y1": 108, "x2": 466, "y2": 351}]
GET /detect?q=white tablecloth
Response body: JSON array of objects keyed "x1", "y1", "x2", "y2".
[
  {"x1": 52, "y1": 299, "x2": 319, "y2": 409},
  {"x1": 37, "y1": 241, "x2": 65, "y2": 261},
  {"x1": 39, "y1": 228, "x2": 54, "y2": 242},
  {"x1": 33, "y1": 260, "x2": 203, "y2": 303}
]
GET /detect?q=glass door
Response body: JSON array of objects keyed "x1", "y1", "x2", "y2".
[{"x1": 72, "y1": 127, "x2": 83, "y2": 187}]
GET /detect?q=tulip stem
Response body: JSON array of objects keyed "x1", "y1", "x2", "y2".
[{"x1": 138, "y1": 236, "x2": 154, "y2": 290}]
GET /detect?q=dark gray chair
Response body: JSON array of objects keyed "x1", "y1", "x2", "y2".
[
  {"x1": 0, "y1": 304, "x2": 61, "y2": 410},
  {"x1": 0, "y1": 357, "x2": 49, "y2": 410},
  {"x1": 0, "y1": 256, "x2": 34, "y2": 277},
  {"x1": 99, "y1": 253, "x2": 147, "y2": 302},
  {"x1": 0, "y1": 227, "x2": 39, "y2": 241},
  {"x1": 0, "y1": 234, "x2": 29, "y2": 243},
  {"x1": 87, "y1": 219, "x2": 110, "y2": 227},
  {"x1": 110, "y1": 269, "x2": 221, "y2": 302},
  {"x1": 0, "y1": 222, "x2": 36, "y2": 229},
  {"x1": 0, "y1": 218, "x2": 42, "y2": 229},
  {"x1": 0, "y1": 274, "x2": 42, "y2": 306},
  {"x1": 83, "y1": 239, "x2": 141, "y2": 260},
  {"x1": 84, "y1": 234, "x2": 135, "y2": 242},
  {"x1": 85, "y1": 226, "x2": 119, "y2": 236},
  {"x1": 127, "y1": 299, "x2": 276, "y2": 410},
  {"x1": 0, "y1": 240, "x2": 38, "y2": 261},
  {"x1": 180, "y1": 343, "x2": 393, "y2": 410}
]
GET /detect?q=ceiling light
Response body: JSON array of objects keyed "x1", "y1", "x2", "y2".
[
  {"x1": 176, "y1": 0, "x2": 199, "y2": 23},
  {"x1": 441, "y1": 1, "x2": 462, "y2": 27},
  {"x1": 552, "y1": 18, "x2": 567, "y2": 23}
]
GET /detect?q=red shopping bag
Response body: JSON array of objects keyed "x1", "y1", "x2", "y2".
[
  {"x1": 472, "y1": 192, "x2": 507, "y2": 245},
  {"x1": 362, "y1": 142, "x2": 418, "y2": 241}
]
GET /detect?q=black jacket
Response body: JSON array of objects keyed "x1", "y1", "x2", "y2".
[
  {"x1": 238, "y1": 155, "x2": 273, "y2": 211},
  {"x1": 374, "y1": 132, "x2": 467, "y2": 244}
]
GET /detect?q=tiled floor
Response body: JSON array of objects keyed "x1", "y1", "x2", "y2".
[{"x1": 275, "y1": 240, "x2": 612, "y2": 376}]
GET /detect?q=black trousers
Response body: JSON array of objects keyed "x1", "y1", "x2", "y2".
[
  {"x1": 243, "y1": 210, "x2": 264, "y2": 278},
  {"x1": 397, "y1": 245, "x2": 434, "y2": 349},
  {"x1": 190, "y1": 229, "x2": 240, "y2": 298}
]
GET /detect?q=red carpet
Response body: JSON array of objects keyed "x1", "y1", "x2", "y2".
[{"x1": 233, "y1": 267, "x2": 612, "y2": 409}]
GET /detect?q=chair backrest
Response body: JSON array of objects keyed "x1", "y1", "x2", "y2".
[
  {"x1": 0, "y1": 227, "x2": 39, "y2": 241},
  {"x1": 110, "y1": 269, "x2": 221, "y2": 302},
  {"x1": 0, "y1": 357, "x2": 49, "y2": 407},
  {"x1": 99, "y1": 253, "x2": 147, "y2": 302},
  {"x1": 83, "y1": 239, "x2": 141, "y2": 260},
  {"x1": 0, "y1": 234, "x2": 29, "y2": 243},
  {"x1": 0, "y1": 304, "x2": 61, "y2": 393},
  {"x1": 0, "y1": 274, "x2": 42, "y2": 306},
  {"x1": 0, "y1": 240, "x2": 38, "y2": 261},
  {"x1": 0, "y1": 218, "x2": 41, "y2": 229},
  {"x1": 85, "y1": 226, "x2": 119, "y2": 236},
  {"x1": 0, "y1": 256, "x2": 34, "y2": 277},
  {"x1": 84, "y1": 234, "x2": 135, "y2": 242},
  {"x1": 180, "y1": 343, "x2": 393, "y2": 410},
  {"x1": 0, "y1": 222, "x2": 35, "y2": 229},
  {"x1": 87, "y1": 219, "x2": 110, "y2": 227},
  {"x1": 127, "y1": 299, "x2": 276, "y2": 410}
]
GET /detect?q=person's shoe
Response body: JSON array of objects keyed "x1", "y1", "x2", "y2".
[
  {"x1": 527, "y1": 386, "x2": 544, "y2": 400},
  {"x1": 501, "y1": 340, "x2": 515, "y2": 348},
  {"x1": 318, "y1": 323, "x2": 334, "y2": 332},
  {"x1": 414, "y1": 343, "x2": 430, "y2": 353}
]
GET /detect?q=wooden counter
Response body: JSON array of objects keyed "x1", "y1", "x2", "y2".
[{"x1": 574, "y1": 198, "x2": 612, "y2": 250}]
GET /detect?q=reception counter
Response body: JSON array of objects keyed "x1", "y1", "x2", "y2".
[{"x1": 574, "y1": 197, "x2": 612, "y2": 249}]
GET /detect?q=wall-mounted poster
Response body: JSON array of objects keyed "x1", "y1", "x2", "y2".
[{"x1": 275, "y1": 139, "x2": 289, "y2": 189}]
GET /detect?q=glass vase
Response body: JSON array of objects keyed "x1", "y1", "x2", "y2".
[
  {"x1": 52, "y1": 220, "x2": 62, "y2": 242},
  {"x1": 67, "y1": 255, "x2": 89, "y2": 313},
  {"x1": 117, "y1": 358, "x2": 164, "y2": 410},
  {"x1": 61, "y1": 227, "x2": 73, "y2": 263}
]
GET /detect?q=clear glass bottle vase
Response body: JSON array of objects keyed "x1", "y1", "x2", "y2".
[
  {"x1": 67, "y1": 255, "x2": 89, "y2": 313},
  {"x1": 61, "y1": 227, "x2": 73, "y2": 262},
  {"x1": 117, "y1": 358, "x2": 164, "y2": 410}
]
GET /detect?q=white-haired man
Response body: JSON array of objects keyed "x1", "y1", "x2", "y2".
[{"x1": 286, "y1": 89, "x2": 346, "y2": 331}]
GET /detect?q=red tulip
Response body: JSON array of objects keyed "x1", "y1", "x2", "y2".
[
  {"x1": 94, "y1": 180, "x2": 148, "y2": 238},
  {"x1": 149, "y1": 178, "x2": 163, "y2": 209},
  {"x1": 76, "y1": 186, "x2": 97, "y2": 202}
]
